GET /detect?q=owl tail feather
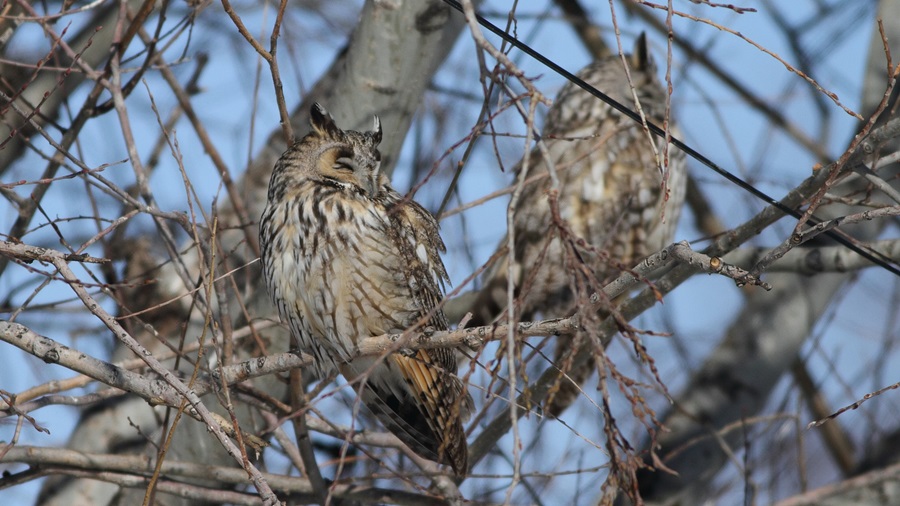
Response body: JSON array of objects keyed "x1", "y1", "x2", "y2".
[{"x1": 341, "y1": 352, "x2": 471, "y2": 476}]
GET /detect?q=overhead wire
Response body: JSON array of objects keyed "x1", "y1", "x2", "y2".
[{"x1": 442, "y1": 0, "x2": 900, "y2": 278}]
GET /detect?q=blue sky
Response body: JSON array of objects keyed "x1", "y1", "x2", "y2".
[{"x1": 2, "y1": 1, "x2": 895, "y2": 503}]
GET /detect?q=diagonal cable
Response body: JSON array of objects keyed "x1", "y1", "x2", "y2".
[{"x1": 443, "y1": 0, "x2": 900, "y2": 277}]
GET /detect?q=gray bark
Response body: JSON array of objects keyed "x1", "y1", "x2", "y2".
[{"x1": 0, "y1": 1, "x2": 140, "y2": 175}]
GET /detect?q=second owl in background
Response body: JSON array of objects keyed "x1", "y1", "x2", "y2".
[{"x1": 469, "y1": 34, "x2": 687, "y2": 416}]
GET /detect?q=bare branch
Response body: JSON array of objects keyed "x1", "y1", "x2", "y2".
[{"x1": 0, "y1": 446, "x2": 451, "y2": 506}]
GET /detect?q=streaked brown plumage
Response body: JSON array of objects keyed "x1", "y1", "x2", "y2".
[
  {"x1": 259, "y1": 104, "x2": 472, "y2": 474},
  {"x1": 470, "y1": 34, "x2": 687, "y2": 416}
]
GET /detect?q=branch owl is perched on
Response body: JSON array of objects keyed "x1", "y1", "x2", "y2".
[
  {"x1": 259, "y1": 104, "x2": 472, "y2": 474},
  {"x1": 469, "y1": 34, "x2": 687, "y2": 416}
]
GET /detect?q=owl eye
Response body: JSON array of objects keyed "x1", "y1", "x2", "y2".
[{"x1": 333, "y1": 158, "x2": 355, "y2": 172}]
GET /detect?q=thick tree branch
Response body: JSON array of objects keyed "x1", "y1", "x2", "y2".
[{"x1": 0, "y1": 446, "x2": 450, "y2": 506}]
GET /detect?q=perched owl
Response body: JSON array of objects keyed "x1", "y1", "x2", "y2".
[
  {"x1": 259, "y1": 104, "x2": 472, "y2": 474},
  {"x1": 470, "y1": 34, "x2": 687, "y2": 416}
]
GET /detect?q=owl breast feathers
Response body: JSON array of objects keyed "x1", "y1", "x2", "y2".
[{"x1": 259, "y1": 104, "x2": 472, "y2": 475}]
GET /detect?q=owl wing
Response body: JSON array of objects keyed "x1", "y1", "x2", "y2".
[{"x1": 338, "y1": 193, "x2": 471, "y2": 475}]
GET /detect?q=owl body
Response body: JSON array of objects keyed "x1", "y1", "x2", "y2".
[
  {"x1": 260, "y1": 104, "x2": 470, "y2": 474},
  {"x1": 472, "y1": 35, "x2": 686, "y2": 414}
]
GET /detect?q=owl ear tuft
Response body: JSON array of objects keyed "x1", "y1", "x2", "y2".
[
  {"x1": 371, "y1": 115, "x2": 383, "y2": 145},
  {"x1": 631, "y1": 32, "x2": 653, "y2": 72},
  {"x1": 310, "y1": 103, "x2": 341, "y2": 139}
]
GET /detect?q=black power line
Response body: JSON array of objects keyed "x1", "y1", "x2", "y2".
[{"x1": 442, "y1": 0, "x2": 900, "y2": 278}]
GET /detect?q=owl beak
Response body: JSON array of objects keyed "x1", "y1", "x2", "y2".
[{"x1": 366, "y1": 165, "x2": 381, "y2": 196}]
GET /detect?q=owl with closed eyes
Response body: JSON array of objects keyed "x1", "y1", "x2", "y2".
[
  {"x1": 469, "y1": 34, "x2": 687, "y2": 416},
  {"x1": 259, "y1": 104, "x2": 472, "y2": 475}
]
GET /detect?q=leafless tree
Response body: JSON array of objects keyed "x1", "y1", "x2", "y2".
[{"x1": 1, "y1": 0, "x2": 899, "y2": 505}]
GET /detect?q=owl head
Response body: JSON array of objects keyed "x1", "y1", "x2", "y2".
[
  {"x1": 300, "y1": 103, "x2": 386, "y2": 196},
  {"x1": 544, "y1": 33, "x2": 666, "y2": 133},
  {"x1": 577, "y1": 32, "x2": 660, "y2": 104},
  {"x1": 618, "y1": 32, "x2": 659, "y2": 100}
]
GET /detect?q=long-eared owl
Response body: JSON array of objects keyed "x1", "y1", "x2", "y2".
[
  {"x1": 260, "y1": 104, "x2": 472, "y2": 474},
  {"x1": 469, "y1": 34, "x2": 687, "y2": 416}
]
